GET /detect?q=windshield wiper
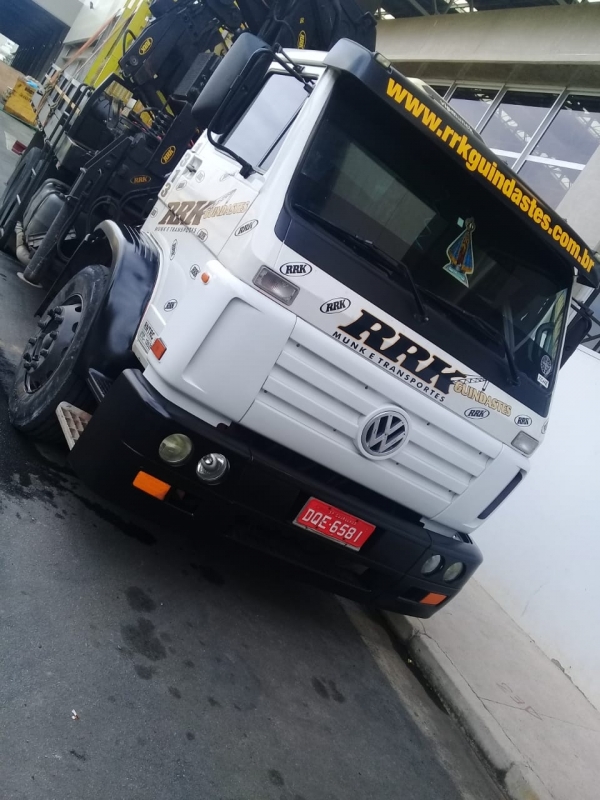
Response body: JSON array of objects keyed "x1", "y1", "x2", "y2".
[
  {"x1": 422, "y1": 290, "x2": 520, "y2": 386},
  {"x1": 293, "y1": 204, "x2": 429, "y2": 322}
]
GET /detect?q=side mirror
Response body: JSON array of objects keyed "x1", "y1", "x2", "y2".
[
  {"x1": 561, "y1": 310, "x2": 593, "y2": 366},
  {"x1": 192, "y1": 32, "x2": 272, "y2": 133}
]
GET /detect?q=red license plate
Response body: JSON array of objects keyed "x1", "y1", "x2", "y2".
[{"x1": 294, "y1": 498, "x2": 375, "y2": 549}]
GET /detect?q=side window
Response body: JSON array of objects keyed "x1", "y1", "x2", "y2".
[{"x1": 224, "y1": 74, "x2": 308, "y2": 171}]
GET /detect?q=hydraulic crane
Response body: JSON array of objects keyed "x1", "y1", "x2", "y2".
[{"x1": 0, "y1": 0, "x2": 376, "y2": 287}]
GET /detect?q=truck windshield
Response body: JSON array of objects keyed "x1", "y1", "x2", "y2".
[{"x1": 288, "y1": 76, "x2": 572, "y2": 398}]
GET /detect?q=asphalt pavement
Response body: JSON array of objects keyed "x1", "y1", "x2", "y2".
[{"x1": 0, "y1": 109, "x2": 505, "y2": 800}]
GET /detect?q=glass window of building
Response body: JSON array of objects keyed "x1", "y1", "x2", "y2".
[
  {"x1": 448, "y1": 87, "x2": 497, "y2": 129},
  {"x1": 517, "y1": 161, "x2": 582, "y2": 211},
  {"x1": 520, "y1": 94, "x2": 600, "y2": 209},
  {"x1": 429, "y1": 84, "x2": 450, "y2": 99},
  {"x1": 480, "y1": 90, "x2": 557, "y2": 165}
]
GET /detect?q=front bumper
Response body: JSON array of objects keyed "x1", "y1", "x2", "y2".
[{"x1": 70, "y1": 370, "x2": 482, "y2": 615}]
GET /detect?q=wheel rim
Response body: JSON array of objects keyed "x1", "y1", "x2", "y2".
[{"x1": 23, "y1": 294, "x2": 84, "y2": 393}]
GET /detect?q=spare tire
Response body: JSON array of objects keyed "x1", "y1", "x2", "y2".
[{"x1": 0, "y1": 146, "x2": 42, "y2": 250}]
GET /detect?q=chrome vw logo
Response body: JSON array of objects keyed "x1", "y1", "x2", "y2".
[{"x1": 358, "y1": 407, "x2": 410, "y2": 460}]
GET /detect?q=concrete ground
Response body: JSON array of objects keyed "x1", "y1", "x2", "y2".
[
  {"x1": 385, "y1": 582, "x2": 600, "y2": 800},
  {"x1": 0, "y1": 111, "x2": 505, "y2": 799}
]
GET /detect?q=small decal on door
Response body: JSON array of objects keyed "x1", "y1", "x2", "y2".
[
  {"x1": 279, "y1": 262, "x2": 312, "y2": 277},
  {"x1": 235, "y1": 219, "x2": 258, "y2": 236},
  {"x1": 514, "y1": 414, "x2": 532, "y2": 427},
  {"x1": 321, "y1": 298, "x2": 351, "y2": 314}
]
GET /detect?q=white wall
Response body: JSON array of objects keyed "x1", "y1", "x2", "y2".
[
  {"x1": 64, "y1": 0, "x2": 125, "y2": 45},
  {"x1": 476, "y1": 347, "x2": 600, "y2": 711},
  {"x1": 33, "y1": 0, "x2": 83, "y2": 27},
  {"x1": 376, "y1": 4, "x2": 600, "y2": 66}
]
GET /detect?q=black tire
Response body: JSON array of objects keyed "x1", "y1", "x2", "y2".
[
  {"x1": 9, "y1": 265, "x2": 109, "y2": 443},
  {"x1": 0, "y1": 146, "x2": 42, "y2": 250}
]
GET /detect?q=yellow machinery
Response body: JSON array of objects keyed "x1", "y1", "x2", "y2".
[
  {"x1": 4, "y1": 0, "x2": 152, "y2": 127},
  {"x1": 4, "y1": 75, "x2": 39, "y2": 126}
]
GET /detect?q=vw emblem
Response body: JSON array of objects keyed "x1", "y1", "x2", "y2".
[{"x1": 358, "y1": 407, "x2": 410, "y2": 460}]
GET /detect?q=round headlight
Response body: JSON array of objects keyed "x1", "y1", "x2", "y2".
[
  {"x1": 421, "y1": 554, "x2": 443, "y2": 575},
  {"x1": 159, "y1": 433, "x2": 193, "y2": 466},
  {"x1": 443, "y1": 562, "x2": 465, "y2": 583}
]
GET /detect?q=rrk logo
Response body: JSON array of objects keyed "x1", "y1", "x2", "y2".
[
  {"x1": 515, "y1": 415, "x2": 532, "y2": 427},
  {"x1": 464, "y1": 408, "x2": 490, "y2": 419},
  {"x1": 279, "y1": 263, "x2": 312, "y2": 277},
  {"x1": 321, "y1": 298, "x2": 351, "y2": 314}
]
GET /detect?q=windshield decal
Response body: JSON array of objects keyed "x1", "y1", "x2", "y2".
[
  {"x1": 385, "y1": 77, "x2": 596, "y2": 277},
  {"x1": 537, "y1": 373, "x2": 550, "y2": 389},
  {"x1": 540, "y1": 355, "x2": 553, "y2": 377},
  {"x1": 444, "y1": 218, "x2": 476, "y2": 286}
]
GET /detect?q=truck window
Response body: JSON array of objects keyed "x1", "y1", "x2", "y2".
[
  {"x1": 224, "y1": 73, "x2": 308, "y2": 171},
  {"x1": 289, "y1": 76, "x2": 573, "y2": 401}
]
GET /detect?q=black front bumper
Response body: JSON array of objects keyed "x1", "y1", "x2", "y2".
[{"x1": 70, "y1": 370, "x2": 482, "y2": 615}]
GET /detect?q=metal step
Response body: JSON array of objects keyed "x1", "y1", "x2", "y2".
[
  {"x1": 56, "y1": 402, "x2": 92, "y2": 450},
  {"x1": 87, "y1": 368, "x2": 114, "y2": 402}
]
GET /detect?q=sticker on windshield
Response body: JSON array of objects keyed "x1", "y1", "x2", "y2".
[
  {"x1": 537, "y1": 373, "x2": 549, "y2": 389},
  {"x1": 444, "y1": 218, "x2": 476, "y2": 287},
  {"x1": 540, "y1": 355, "x2": 553, "y2": 376}
]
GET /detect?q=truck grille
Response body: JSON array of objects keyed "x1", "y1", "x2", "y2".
[{"x1": 240, "y1": 320, "x2": 497, "y2": 519}]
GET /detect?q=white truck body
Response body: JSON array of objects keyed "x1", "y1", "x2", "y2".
[{"x1": 134, "y1": 51, "x2": 533, "y2": 538}]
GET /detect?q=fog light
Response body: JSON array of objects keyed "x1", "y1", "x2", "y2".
[
  {"x1": 253, "y1": 266, "x2": 299, "y2": 306},
  {"x1": 443, "y1": 562, "x2": 465, "y2": 583},
  {"x1": 196, "y1": 453, "x2": 229, "y2": 484},
  {"x1": 159, "y1": 433, "x2": 193, "y2": 466},
  {"x1": 421, "y1": 554, "x2": 443, "y2": 575}
]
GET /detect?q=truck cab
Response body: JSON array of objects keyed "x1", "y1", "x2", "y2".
[{"x1": 9, "y1": 36, "x2": 599, "y2": 615}]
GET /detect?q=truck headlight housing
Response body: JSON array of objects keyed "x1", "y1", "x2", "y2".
[
  {"x1": 253, "y1": 266, "x2": 299, "y2": 306},
  {"x1": 512, "y1": 431, "x2": 539, "y2": 455},
  {"x1": 421, "y1": 554, "x2": 443, "y2": 575},
  {"x1": 443, "y1": 562, "x2": 465, "y2": 583},
  {"x1": 159, "y1": 434, "x2": 193, "y2": 466}
]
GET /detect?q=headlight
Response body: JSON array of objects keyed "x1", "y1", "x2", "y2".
[
  {"x1": 253, "y1": 266, "x2": 299, "y2": 306},
  {"x1": 443, "y1": 562, "x2": 465, "y2": 583},
  {"x1": 512, "y1": 431, "x2": 539, "y2": 455},
  {"x1": 158, "y1": 434, "x2": 193, "y2": 466},
  {"x1": 421, "y1": 554, "x2": 443, "y2": 575}
]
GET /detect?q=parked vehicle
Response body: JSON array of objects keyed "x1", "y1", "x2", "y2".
[{"x1": 9, "y1": 36, "x2": 598, "y2": 614}]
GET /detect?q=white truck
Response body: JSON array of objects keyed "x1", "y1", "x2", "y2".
[{"x1": 9, "y1": 35, "x2": 598, "y2": 615}]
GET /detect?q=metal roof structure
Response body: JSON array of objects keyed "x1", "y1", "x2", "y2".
[{"x1": 378, "y1": 0, "x2": 591, "y2": 17}]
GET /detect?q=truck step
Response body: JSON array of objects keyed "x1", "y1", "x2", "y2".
[
  {"x1": 56, "y1": 402, "x2": 92, "y2": 450},
  {"x1": 87, "y1": 368, "x2": 114, "y2": 402}
]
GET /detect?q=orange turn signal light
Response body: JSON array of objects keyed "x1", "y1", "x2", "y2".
[
  {"x1": 133, "y1": 471, "x2": 171, "y2": 500},
  {"x1": 151, "y1": 338, "x2": 167, "y2": 360},
  {"x1": 420, "y1": 592, "x2": 447, "y2": 606}
]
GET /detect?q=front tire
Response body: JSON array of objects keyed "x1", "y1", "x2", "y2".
[{"x1": 9, "y1": 265, "x2": 109, "y2": 442}]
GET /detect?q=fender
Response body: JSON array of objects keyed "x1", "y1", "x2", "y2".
[{"x1": 41, "y1": 221, "x2": 160, "y2": 381}]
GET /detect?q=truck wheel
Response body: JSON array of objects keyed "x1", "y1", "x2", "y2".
[
  {"x1": 9, "y1": 265, "x2": 109, "y2": 443},
  {"x1": 0, "y1": 146, "x2": 42, "y2": 249}
]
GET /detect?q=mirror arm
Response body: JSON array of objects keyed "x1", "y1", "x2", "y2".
[{"x1": 206, "y1": 128, "x2": 255, "y2": 178}]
